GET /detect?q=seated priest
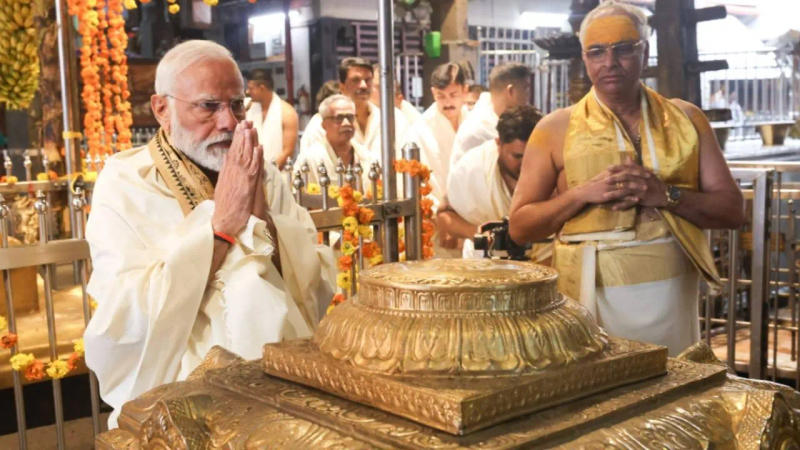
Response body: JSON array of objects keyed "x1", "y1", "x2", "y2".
[
  {"x1": 83, "y1": 40, "x2": 336, "y2": 428},
  {"x1": 294, "y1": 94, "x2": 374, "y2": 189},
  {"x1": 508, "y1": 1, "x2": 744, "y2": 355},
  {"x1": 438, "y1": 106, "x2": 542, "y2": 257}
]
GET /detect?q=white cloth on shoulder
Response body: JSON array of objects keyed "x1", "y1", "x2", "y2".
[
  {"x1": 246, "y1": 95, "x2": 284, "y2": 164},
  {"x1": 449, "y1": 92, "x2": 498, "y2": 171}
]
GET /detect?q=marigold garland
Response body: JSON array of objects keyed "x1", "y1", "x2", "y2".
[
  {"x1": 325, "y1": 161, "x2": 435, "y2": 314},
  {"x1": 394, "y1": 159, "x2": 436, "y2": 259},
  {"x1": 3, "y1": 314, "x2": 85, "y2": 381},
  {"x1": 0, "y1": 0, "x2": 42, "y2": 110},
  {"x1": 67, "y1": 0, "x2": 133, "y2": 163}
]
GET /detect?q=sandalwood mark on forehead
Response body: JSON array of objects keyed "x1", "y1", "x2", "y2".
[{"x1": 583, "y1": 15, "x2": 641, "y2": 49}]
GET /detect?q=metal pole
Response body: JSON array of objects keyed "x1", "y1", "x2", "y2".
[
  {"x1": 54, "y1": 0, "x2": 81, "y2": 217},
  {"x1": 34, "y1": 192, "x2": 65, "y2": 450},
  {"x1": 283, "y1": 0, "x2": 295, "y2": 104},
  {"x1": 0, "y1": 197, "x2": 27, "y2": 450},
  {"x1": 378, "y1": 0, "x2": 398, "y2": 263},
  {"x1": 71, "y1": 189, "x2": 101, "y2": 435},
  {"x1": 727, "y1": 229, "x2": 738, "y2": 373},
  {"x1": 402, "y1": 143, "x2": 421, "y2": 261}
]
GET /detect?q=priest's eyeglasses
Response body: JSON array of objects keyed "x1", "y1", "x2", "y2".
[
  {"x1": 583, "y1": 41, "x2": 645, "y2": 62},
  {"x1": 164, "y1": 95, "x2": 246, "y2": 120},
  {"x1": 324, "y1": 113, "x2": 355, "y2": 124}
]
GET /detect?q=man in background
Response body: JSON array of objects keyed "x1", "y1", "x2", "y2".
[{"x1": 245, "y1": 68, "x2": 298, "y2": 168}]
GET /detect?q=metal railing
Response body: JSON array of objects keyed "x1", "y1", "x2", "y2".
[
  {"x1": 699, "y1": 50, "x2": 799, "y2": 142},
  {"x1": 0, "y1": 188, "x2": 102, "y2": 449},
  {"x1": 703, "y1": 162, "x2": 800, "y2": 386}
]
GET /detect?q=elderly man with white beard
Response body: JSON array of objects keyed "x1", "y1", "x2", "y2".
[{"x1": 83, "y1": 40, "x2": 336, "y2": 428}]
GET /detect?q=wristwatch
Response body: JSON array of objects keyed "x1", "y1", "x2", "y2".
[{"x1": 665, "y1": 184, "x2": 682, "y2": 208}]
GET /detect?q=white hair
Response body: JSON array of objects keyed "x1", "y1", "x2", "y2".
[
  {"x1": 319, "y1": 94, "x2": 354, "y2": 117},
  {"x1": 168, "y1": 104, "x2": 232, "y2": 172},
  {"x1": 578, "y1": 0, "x2": 650, "y2": 46},
  {"x1": 154, "y1": 40, "x2": 243, "y2": 95}
]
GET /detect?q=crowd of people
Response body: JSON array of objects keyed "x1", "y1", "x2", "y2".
[{"x1": 82, "y1": 0, "x2": 744, "y2": 429}]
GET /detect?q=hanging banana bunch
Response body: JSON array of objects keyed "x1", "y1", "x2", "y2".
[{"x1": 0, "y1": 0, "x2": 43, "y2": 110}]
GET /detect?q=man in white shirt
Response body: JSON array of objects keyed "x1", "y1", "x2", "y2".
[
  {"x1": 83, "y1": 40, "x2": 335, "y2": 428},
  {"x1": 244, "y1": 68, "x2": 299, "y2": 168},
  {"x1": 439, "y1": 106, "x2": 541, "y2": 255},
  {"x1": 300, "y1": 58, "x2": 407, "y2": 164},
  {"x1": 295, "y1": 94, "x2": 373, "y2": 188},
  {"x1": 449, "y1": 63, "x2": 532, "y2": 170},
  {"x1": 405, "y1": 62, "x2": 467, "y2": 208}
]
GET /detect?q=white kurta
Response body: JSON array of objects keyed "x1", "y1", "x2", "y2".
[
  {"x1": 294, "y1": 138, "x2": 374, "y2": 190},
  {"x1": 449, "y1": 92, "x2": 498, "y2": 172},
  {"x1": 246, "y1": 95, "x2": 284, "y2": 164},
  {"x1": 84, "y1": 146, "x2": 336, "y2": 428},
  {"x1": 405, "y1": 104, "x2": 465, "y2": 207},
  {"x1": 300, "y1": 104, "x2": 408, "y2": 167}
]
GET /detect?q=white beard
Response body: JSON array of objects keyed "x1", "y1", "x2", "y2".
[{"x1": 168, "y1": 110, "x2": 232, "y2": 172}]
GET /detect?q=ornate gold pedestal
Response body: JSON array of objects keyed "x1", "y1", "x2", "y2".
[{"x1": 96, "y1": 260, "x2": 800, "y2": 448}]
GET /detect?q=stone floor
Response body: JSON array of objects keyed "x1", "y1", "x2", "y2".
[{"x1": 0, "y1": 413, "x2": 108, "y2": 449}]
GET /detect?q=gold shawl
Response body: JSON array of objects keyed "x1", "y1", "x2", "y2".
[
  {"x1": 147, "y1": 128, "x2": 215, "y2": 216},
  {"x1": 558, "y1": 85, "x2": 720, "y2": 289}
]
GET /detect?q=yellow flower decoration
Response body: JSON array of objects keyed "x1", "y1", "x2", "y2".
[
  {"x1": 353, "y1": 191, "x2": 363, "y2": 203},
  {"x1": 368, "y1": 254, "x2": 383, "y2": 267},
  {"x1": 336, "y1": 196, "x2": 345, "y2": 207},
  {"x1": 36, "y1": 173, "x2": 50, "y2": 181},
  {"x1": 73, "y1": 338, "x2": 85, "y2": 355},
  {"x1": 203, "y1": 0, "x2": 218, "y2": 5},
  {"x1": 336, "y1": 272, "x2": 352, "y2": 290},
  {"x1": 357, "y1": 225, "x2": 373, "y2": 240},
  {"x1": 342, "y1": 217, "x2": 358, "y2": 234},
  {"x1": 327, "y1": 185, "x2": 340, "y2": 199},
  {"x1": 46, "y1": 360, "x2": 70, "y2": 379},
  {"x1": 82, "y1": 172, "x2": 97, "y2": 182},
  {"x1": 306, "y1": 183, "x2": 321, "y2": 195},
  {"x1": 123, "y1": 0, "x2": 137, "y2": 9},
  {"x1": 0, "y1": 315, "x2": 7, "y2": 332},
  {"x1": 326, "y1": 304, "x2": 335, "y2": 316},
  {"x1": 341, "y1": 240, "x2": 356, "y2": 256},
  {"x1": 168, "y1": 3, "x2": 180, "y2": 13},
  {"x1": 5, "y1": 176, "x2": 18, "y2": 184},
  {"x1": 89, "y1": 298, "x2": 98, "y2": 310},
  {"x1": 10, "y1": 353, "x2": 35, "y2": 371}
]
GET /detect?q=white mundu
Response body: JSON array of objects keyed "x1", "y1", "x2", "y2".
[
  {"x1": 407, "y1": 103, "x2": 465, "y2": 207},
  {"x1": 84, "y1": 146, "x2": 336, "y2": 427},
  {"x1": 295, "y1": 138, "x2": 374, "y2": 189},
  {"x1": 449, "y1": 92, "x2": 498, "y2": 170},
  {"x1": 246, "y1": 95, "x2": 283, "y2": 163},
  {"x1": 447, "y1": 139, "x2": 509, "y2": 227}
]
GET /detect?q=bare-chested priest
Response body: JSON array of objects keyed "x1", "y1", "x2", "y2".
[
  {"x1": 83, "y1": 40, "x2": 336, "y2": 427},
  {"x1": 508, "y1": 1, "x2": 744, "y2": 355}
]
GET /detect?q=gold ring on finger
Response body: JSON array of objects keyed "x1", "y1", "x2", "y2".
[{"x1": 616, "y1": 182, "x2": 624, "y2": 190}]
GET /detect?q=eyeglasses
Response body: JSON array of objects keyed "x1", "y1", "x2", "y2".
[
  {"x1": 163, "y1": 94, "x2": 246, "y2": 120},
  {"x1": 324, "y1": 113, "x2": 355, "y2": 124},
  {"x1": 583, "y1": 40, "x2": 645, "y2": 62}
]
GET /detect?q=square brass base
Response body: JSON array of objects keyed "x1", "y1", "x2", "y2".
[{"x1": 262, "y1": 338, "x2": 667, "y2": 435}]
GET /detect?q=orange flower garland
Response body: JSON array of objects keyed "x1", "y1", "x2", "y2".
[
  {"x1": 2, "y1": 316, "x2": 85, "y2": 381},
  {"x1": 68, "y1": 0, "x2": 133, "y2": 162},
  {"x1": 394, "y1": 159, "x2": 435, "y2": 259}
]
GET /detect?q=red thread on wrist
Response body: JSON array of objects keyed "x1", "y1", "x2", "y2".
[{"x1": 214, "y1": 230, "x2": 236, "y2": 245}]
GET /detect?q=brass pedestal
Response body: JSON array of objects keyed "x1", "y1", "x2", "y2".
[
  {"x1": 97, "y1": 346, "x2": 800, "y2": 449},
  {"x1": 95, "y1": 260, "x2": 800, "y2": 448}
]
